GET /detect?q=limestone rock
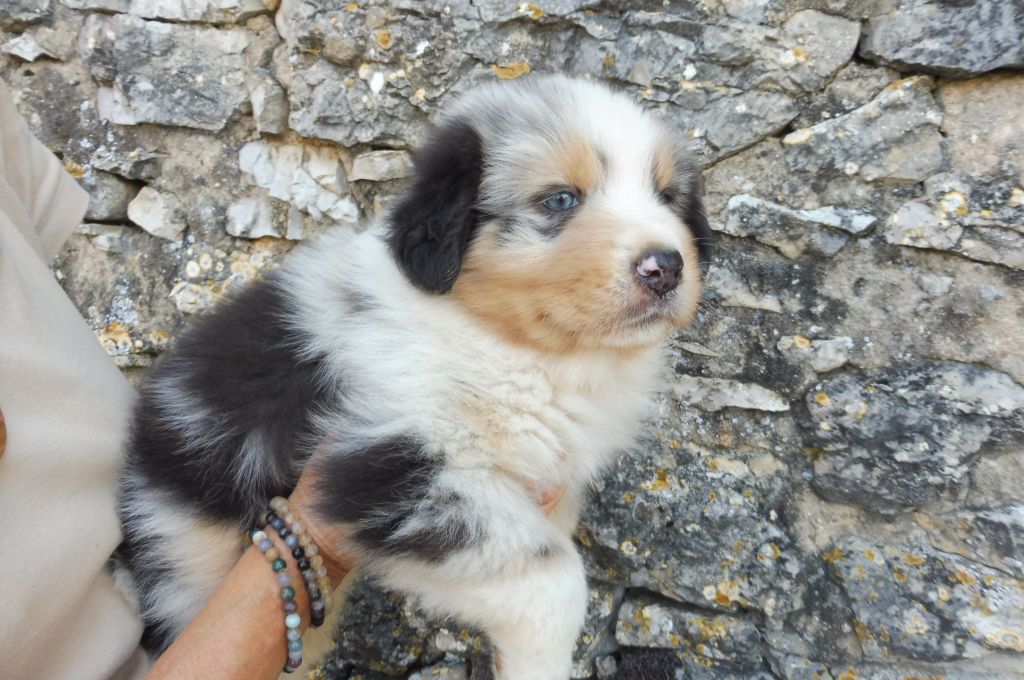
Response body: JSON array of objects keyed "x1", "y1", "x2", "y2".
[
  {"x1": 2, "y1": 33, "x2": 53, "y2": 61},
  {"x1": 349, "y1": 150, "x2": 413, "y2": 182},
  {"x1": 571, "y1": 582, "x2": 623, "y2": 679},
  {"x1": 127, "y1": 0, "x2": 274, "y2": 23},
  {"x1": 861, "y1": 0, "x2": 1024, "y2": 78},
  {"x1": 884, "y1": 173, "x2": 1024, "y2": 271},
  {"x1": 673, "y1": 375, "x2": 790, "y2": 413},
  {"x1": 722, "y1": 194, "x2": 875, "y2": 259},
  {"x1": 803, "y1": 362, "x2": 1024, "y2": 515},
  {"x1": 247, "y1": 70, "x2": 288, "y2": 134},
  {"x1": 127, "y1": 187, "x2": 187, "y2": 241},
  {"x1": 0, "y1": 0, "x2": 51, "y2": 30},
  {"x1": 827, "y1": 536, "x2": 1024, "y2": 660},
  {"x1": 615, "y1": 596, "x2": 761, "y2": 668},
  {"x1": 234, "y1": 139, "x2": 359, "y2": 238},
  {"x1": 83, "y1": 14, "x2": 253, "y2": 131},
  {"x1": 783, "y1": 76, "x2": 944, "y2": 185},
  {"x1": 79, "y1": 169, "x2": 139, "y2": 222}
]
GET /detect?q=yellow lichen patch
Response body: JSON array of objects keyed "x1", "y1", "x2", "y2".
[
  {"x1": 939, "y1": 191, "x2": 968, "y2": 217},
  {"x1": 865, "y1": 549, "x2": 876, "y2": 561},
  {"x1": 893, "y1": 570, "x2": 908, "y2": 583},
  {"x1": 986, "y1": 628, "x2": 1024, "y2": 652},
  {"x1": 903, "y1": 552, "x2": 926, "y2": 567},
  {"x1": 983, "y1": 574, "x2": 995, "y2": 586},
  {"x1": 837, "y1": 671, "x2": 857, "y2": 680},
  {"x1": 576, "y1": 528, "x2": 593, "y2": 548},
  {"x1": 99, "y1": 322, "x2": 132, "y2": 354},
  {"x1": 952, "y1": 570, "x2": 978, "y2": 586},
  {"x1": 669, "y1": 438, "x2": 682, "y2": 449},
  {"x1": 783, "y1": 128, "x2": 813, "y2": 145},
  {"x1": 603, "y1": 53, "x2": 615, "y2": 66},
  {"x1": 867, "y1": 591, "x2": 879, "y2": 601},
  {"x1": 1010, "y1": 187, "x2": 1024, "y2": 207},
  {"x1": 518, "y1": 2, "x2": 544, "y2": 19},
  {"x1": 620, "y1": 539, "x2": 638, "y2": 556},
  {"x1": 63, "y1": 159, "x2": 87, "y2": 177},
  {"x1": 492, "y1": 62, "x2": 531, "y2": 79},
  {"x1": 694, "y1": 616, "x2": 728, "y2": 641},
  {"x1": 622, "y1": 491, "x2": 636, "y2": 503},
  {"x1": 375, "y1": 27, "x2": 392, "y2": 49},
  {"x1": 345, "y1": 2, "x2": 358, "y2": 9},
  {"x1": 853, "y1": 619, "x2": 872, "y2": 642},
  {"x1": 823, "y1": 547, "x2": 845, "y2": 563},
  {"x1": 936, "y1": 586, "x2": 950, "y2": 602},
  {"x1": 814, "y1": 392, "x2": 832, "y2": 408},
  {"x1": 793, "y1": 334, "x2": 812, "y2": 349}
]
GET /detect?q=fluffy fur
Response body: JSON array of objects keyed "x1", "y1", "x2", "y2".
[{"x1": 113, "y1": 75, "x2": 713, "y2": 679}]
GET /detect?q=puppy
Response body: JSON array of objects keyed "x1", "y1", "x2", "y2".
[{"x1": 113, "y1": 74, "x2": 713, "y2": 679}]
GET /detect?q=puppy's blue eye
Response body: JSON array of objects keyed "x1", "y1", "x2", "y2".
[{"x1": 541, "y1": 190, "x2": 579, "y2": 211}]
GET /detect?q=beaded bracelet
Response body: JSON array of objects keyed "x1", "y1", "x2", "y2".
[
  {"x1": 251, "y1": 528, "x2": 304, "y2": 673},
  {"x1": 267, "y1": 497, "x2": 333, "y2": 627}
]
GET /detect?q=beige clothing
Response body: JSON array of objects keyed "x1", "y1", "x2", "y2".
[{"x1": 0, "y1": 78, "x2": 150, "y2": 680}]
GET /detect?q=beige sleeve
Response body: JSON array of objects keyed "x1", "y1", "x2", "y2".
[
  {"x1": 0, "y1": 77, "x2": 89, "y2": 261},
  {"x1": 0, "y1": 79, "x2": 149, "y2": 679}
]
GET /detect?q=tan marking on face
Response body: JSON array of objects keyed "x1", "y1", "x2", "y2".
[
  {"x1": 653, "y1": 142, "x2": 677, "y2": 192},
  {"x1": 549, "y1": 134, "x2": 604, "y2": 194},
  {"x1": 453, "y1": 205, "x2": 703, "y2": 354}
]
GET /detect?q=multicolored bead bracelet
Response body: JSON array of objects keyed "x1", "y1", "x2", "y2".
[
  {"x1": 267, "y1": 497, "x2": 333, "y2": 627},
  {"x1": 250, "y1": 527, "x2": 304, "y2": 673}
]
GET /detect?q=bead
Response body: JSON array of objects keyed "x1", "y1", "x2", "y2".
[
  {"x1": 257, "y1": 539, "x2": 273, "y2": 553},
  {"x1": 308, "y1": 584, "x2": 321, "y2": 600},
  {"x1": 276, "y1": 572, "x2": 292, "y2": 587},
  {"x1": 298, "y1": 535, "x2": 312, "y2": 548},
  {"x1": 291, "y1": 521, "x2": 304, "y2": 534},
  {"x1": 281, "y1": 586, "x2": 296, "y2": 601},
  {"x1": 310, "y1": 554, "x2": 324, "y2": 568},
  {"x1": 287, "y1": 627, "x2": 302, "y2": 641},
  {"x1": 304, "y1": 543, "x2": 317, "y2": 555},
  {"x1": 296, "y1": 557, "x2": 310, "y2": 571},
  {"x1": 315, "y1": 566, "x2": 327, "y2": 579},
  {"x1": 303, "y1": 571, "x2": 316, "y2": 583},
  {"x1": 291, "y1": 546, "x2": 305, "y2": 559},
  {"x1": 252, "y1": 530, "x2": 268, "y2": 543},
  {"x1": 288, "y1": 639, "x2": 303, "y2": 653},
  {"x1": 265, "y1": 547, "x2": 280, "y2": 561},
  {"x1": 285, "y1": 534, "x2": 299, "y2": 548},
  {"x1": 272, "y1": 558, "x2": 287, "y2": 572},
  {"x1": 278, "y1": 527, "x2": 291, "y2": 539},
  {"x1": 270, "y1": 497, "x2": 287, "y2": 510},
  {"x1": 311, "y1": 599, "x2": 325, "y2": 612},
  {"x1": 285, "y1": 613, "x2": 301, "y2": 629},
  {"x1": 283, "y1": 601, "x2": 298, "y2": 613},
  {"x1": 283, "y1": 666, "x2": 296, "y2": 674}
]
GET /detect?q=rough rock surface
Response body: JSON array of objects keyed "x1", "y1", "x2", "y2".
[{"x1": 4, "y1": 1, "x2": 1024, "y2": 678}]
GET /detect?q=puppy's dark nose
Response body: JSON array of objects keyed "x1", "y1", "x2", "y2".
[{"x1": 635, "y1": 249, "x2": 683, "y2": 296}]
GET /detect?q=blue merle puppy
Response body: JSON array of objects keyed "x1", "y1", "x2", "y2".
[{"x1": 113, "y1": 74, "x2": 712, "y2": 679}]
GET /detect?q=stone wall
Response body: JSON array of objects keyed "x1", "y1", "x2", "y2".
[{"x1": 3, "y1": 0, "x2": 1023, "y2": 678}]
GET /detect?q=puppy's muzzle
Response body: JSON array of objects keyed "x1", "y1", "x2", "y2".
[{"x1": 635, "y1": 249, "x2": 683, "y2": 297}]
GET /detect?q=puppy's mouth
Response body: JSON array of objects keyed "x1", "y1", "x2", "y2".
[{"x1": 617, "y1": 291, "x2": 679, "y2": 327}]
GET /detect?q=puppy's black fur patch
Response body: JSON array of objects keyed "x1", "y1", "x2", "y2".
[
  {"x1": 683, "y1": 175, "x2": 715, "y2": 274},
  {"x1": 124, "y1": 277, "x2": 336, "y2": 524},
  {"x1": 315, "y1": 437, "x2": 476, "y2": 561},
  {"x1": 388, "y1": 118, "x2": 485, "y2": 294}
]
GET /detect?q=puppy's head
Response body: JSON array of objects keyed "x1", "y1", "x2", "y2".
[{"x1": 388, "y1": 75, "x2": 713, "y2": 353}]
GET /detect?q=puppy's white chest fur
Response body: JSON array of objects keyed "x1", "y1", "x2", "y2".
[{"x1": 284, "y1": 228, "x2": 659, "y2": 495}]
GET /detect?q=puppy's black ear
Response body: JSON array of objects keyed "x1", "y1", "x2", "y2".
[
  {"x1": 684, "y1": 173, "x2": 715, "y2": 275},
  {"x1": 388, "y1": 118, "x2": 485, "y2": 293}
]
